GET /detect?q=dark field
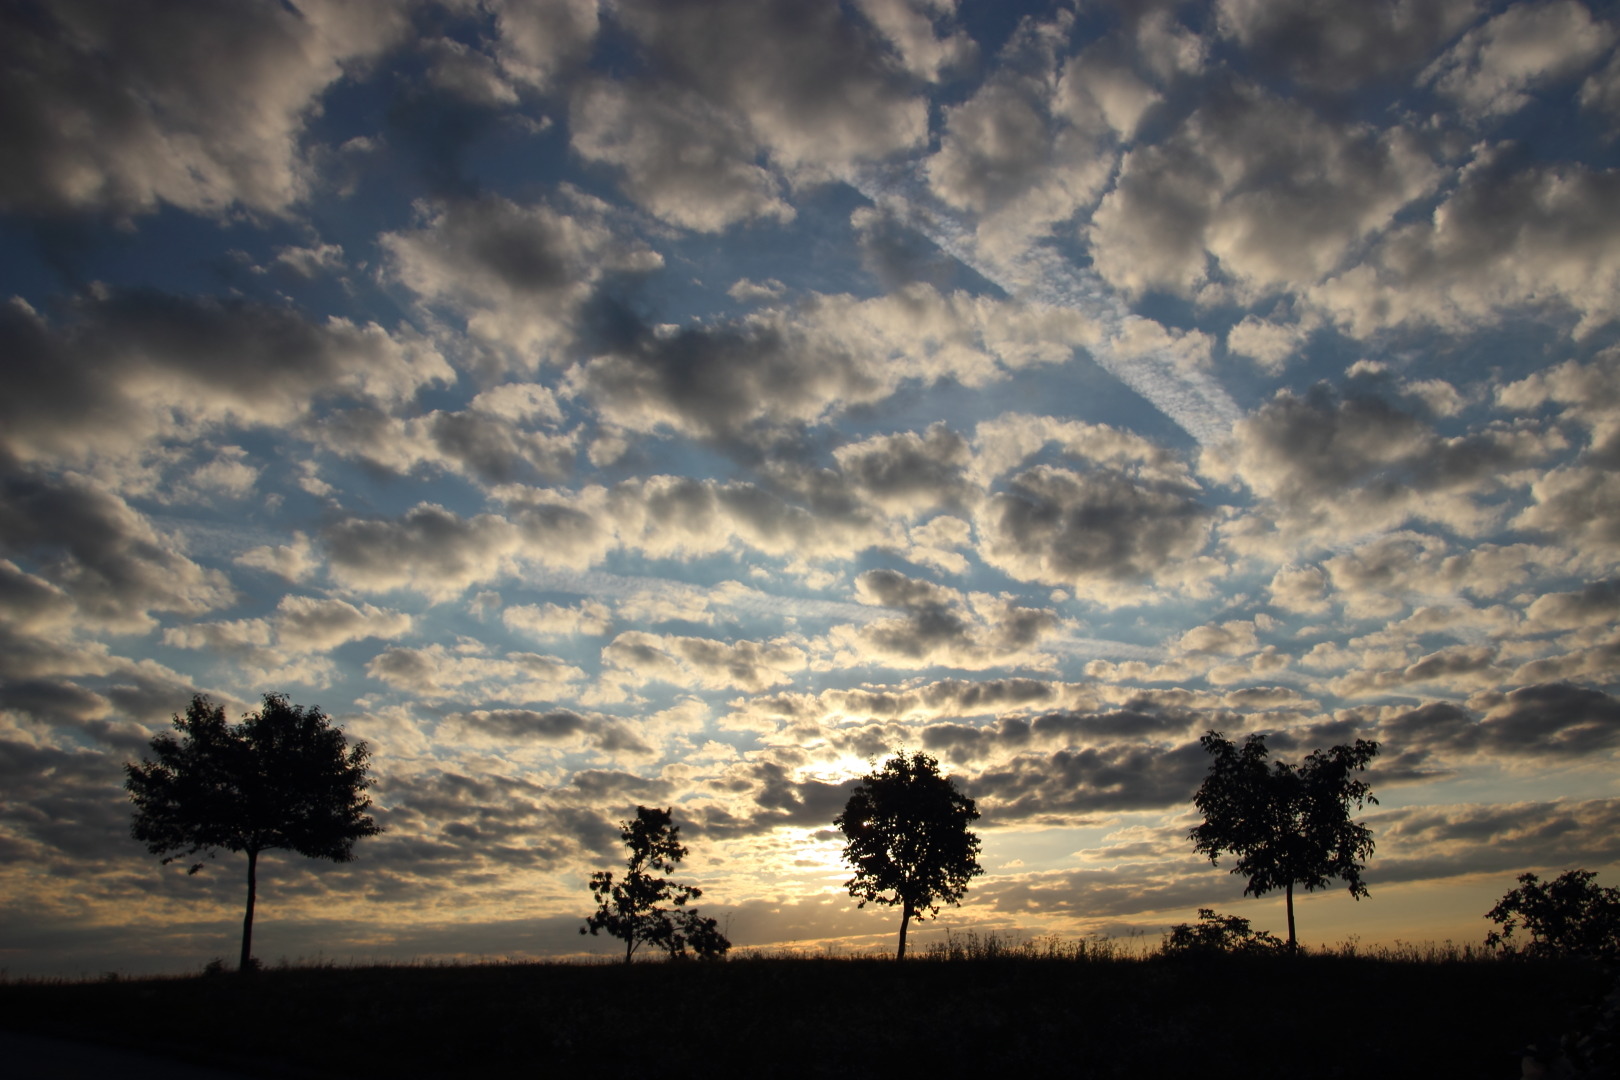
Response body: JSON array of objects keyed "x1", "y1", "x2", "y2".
[{"x1": 0, "y1": 948, "x2": 1609, "y2": 1078}]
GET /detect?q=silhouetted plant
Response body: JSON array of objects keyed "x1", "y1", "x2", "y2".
[
  {"x1": 834, "y1": 750, "x2": 982, "y2": 960},
  {"x1": 582, "y1": 805, "x2": 731, "y2": 963},
  {"x1": 1189, "y1": 730, "x2": 1379, "y2": 950},
  {"x1": 1162, "y1": 908, "x2": 1286, "y2": 956},
  {"x1": 125, "y1": 693, "x2": 381, "y2": 972},
  {"x1": 1486, "y1": 870, "x2": 1620, "y2": 962}
]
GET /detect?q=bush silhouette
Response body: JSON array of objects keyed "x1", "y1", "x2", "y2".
[
  {"x1": 1486, "y1": 869, "x2": 1620, "y2": 961},
  {"x1": 1163, "y1": 908, "x2": 1286, "y2": 956}
]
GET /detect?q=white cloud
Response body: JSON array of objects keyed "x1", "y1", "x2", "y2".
[
  {"x1": 366, "y1": 642, "x2": 585, "y2": 700},
  {"x1": 610, "y1": 0, "x2": 930, "y2": 180},
  {"x1": 1422, "y1": 0, "x2": 1615, "y2": 119},
  {"x1": 1312, "y1": 147, "x2": 1620, "y2": 338},
  {"x1": 1089, "y1": 80, "x2": 1441, "y2": 300},
  {"x1": 503, "y1": 600, "x2": 613, "y2": 640},
  {"x1": 570, "y1": 78, "x2": 794, "y2": 232}
]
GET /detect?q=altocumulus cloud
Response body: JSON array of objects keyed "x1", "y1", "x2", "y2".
[{"x1": 1, "y1": 0, "x2": 1619, "y2": 975}]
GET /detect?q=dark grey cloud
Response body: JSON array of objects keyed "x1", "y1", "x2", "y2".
[
  {"x1": 1216, "y1": 388, "x2": 1428, "y2": 504},
  {"x1": 383, "y1": 192, "x2": 661, "y2": 372},
  {"x1": 0, "y1": 558, "x2": 75, "y2": 633},
  {"x1": 852, "y1": 205, "x2": 964, "y2": 290},
  {"x1": 0, "y1": 671, "x2": 155, "y2": 755},
  {"x1": 832, "y1": 423, "x2": 972, "y2": 516},
  {"x1": 730, "y1": 677, "x2": 1077, "y2": 732},
  {"x1": 440, "y1": 708, "x2": 654, "y2": 757},
  {"x1": 977, "y1": 464, "x2": 1212, "y2": 592},
  {"x1": 921, "y1": 715, "x2": 1036, "y2": 762},
  {"x1": 976, "y1": 864, "x2": 1232, "y2": 923},
  {"x1": 972, "y1": 740, "x2": 1211, "y2": 821},
  {"x1": 578, "y1": 312, "x2": 881, "y2": 449},
  {"x1": 371, "y1": 766, "x2": 639, "y2": 872},
  {"x1": 450, "y1": 708, "x2": 583, "y2": 741},
  {"x1": 0, "y1": 676, "x2": 106, "y2": 728},
  {"x1": 1332, "y1": 643, "x2": 1504, "y2": 698},
  {"x1": 0, "y1": 289, "x2": 449, "y2": 466},
  {"x1": 1371, "y1": 797, "x2": 1620, "y2": 885},
  {"x1": 1207, "y1": 386, "x2": 1555, "y2": 545},
  {"x1": 0, "y1": 736, "x2": 130, "y2": 867},
  {"x1": 427, "y1": 407, "x2": 575, "y2": 484},
  {"x1": 921, "y1": 702, "x2": 1224, "y2": 768},
  {"x1": 691, "y1": 760, "x2": 856, "y2": 838},
  {"x1": 609, "y1": 0, "x2": 929, "y2": 176},
  {"x1": 855, "y1": 569, "x2": 970, "y2": 653},
  {"x1": 316, "y1": 401, "x2": 576, "y2": 486},
  {"x1": 0, "y1": 0, "x2": 409, "y2": 216},
  {"x1": 0, "y1": 471, "x2": 234, "y2": 631},
  {"x1": 601, "y1": 472, "x2": 892, "y2": 564},
  {"x1": 324, "y1": 504, "x2": 522, "y2": 599},
  {"x1": 835, "y1": 568, "x2": 1061, "y2": 671},
  {"x1": 1376, "y1": 683, "x2": 1620, "y2": 762}
]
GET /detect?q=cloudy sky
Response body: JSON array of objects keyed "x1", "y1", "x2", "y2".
[{"x1": 4, "y1": 0, "x2": 1620, "y2": 975}]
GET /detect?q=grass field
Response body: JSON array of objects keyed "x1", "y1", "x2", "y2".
[{"x1": 0, "y1": 939, "x2": 1610, "y2": 1077}]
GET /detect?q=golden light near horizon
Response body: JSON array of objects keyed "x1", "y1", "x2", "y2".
[{"x1": 3, "y1": 0, "x2": 1620, "y2": 978}]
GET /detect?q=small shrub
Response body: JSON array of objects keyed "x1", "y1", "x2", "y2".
[{"x1": 1162, "y1": 908, "x2": 1286, "y2": 957}]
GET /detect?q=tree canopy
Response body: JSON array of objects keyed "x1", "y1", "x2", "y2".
[
  {"x1": 1486, "y1": 869, "x2": 1620, "y2": 962},
  {"x1": 834, "y1": 750, "x2": 982, "y2": 960},
  {"x1": 582, "y1": 805, "x2": 730, "y2": 963},
  {"x1": 125, "y1": 693, "x2": 381, "y2": 971},
  {"x1": 1188, "y1": 730, "x2": 1378, "y2": 950}
]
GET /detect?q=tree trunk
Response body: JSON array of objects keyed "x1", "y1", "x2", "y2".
[
  {"x1": 240, "y1": 847, "x2": 259, "y2": 973},
  {"x1": 1284, "y1": 881, "x2": 1296, "y2": 952},
  {"x1": 625, "y1": 936, "x2": 634, "y2": 965},
  {"x1": 896, "y1": 902, "x2": 912, "y2": 961}
]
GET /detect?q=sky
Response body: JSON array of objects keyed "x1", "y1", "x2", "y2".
[{"x1": 3, "y1": 0, "x2": 1620, "y2": 977}]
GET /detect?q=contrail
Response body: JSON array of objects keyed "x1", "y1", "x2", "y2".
[{"x1": 851, "y1": 165, "x2": 1242, "y2": 447}]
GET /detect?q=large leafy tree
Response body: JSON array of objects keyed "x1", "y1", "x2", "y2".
[
  {"x1": 1188, "y1": 730, "x2": 1379, "y2": 950},
  {"x1": 125, "y1": 693, "x2": 381, "y2": 971},
  {"x1": 582, "y1": 805, "x2": 730, "y2": 963},
  {"x1": 834, "y1": 750, "x2": 982, "y2": 960}
]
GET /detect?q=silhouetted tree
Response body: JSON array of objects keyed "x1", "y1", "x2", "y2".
[
  {"x1": 125, "y1": 693, "x2": 381, "y2": 972},
  {"x1": 1486, "y1": 869, "x2": 1620, "y2": 961},
  {"x1": 1189, "y1": 730, "x2": 1378, "y2": 950},
  {"x1": 582, "y1": 805, "x2": 730, "y2": 963},
  {"x1": 834, "y1": 750, "x2": 982, "y2": 960}
]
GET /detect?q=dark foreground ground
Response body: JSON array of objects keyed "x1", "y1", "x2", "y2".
[{"x1": 0, "y1": 952, "x2": 1610, "y2": 1078}]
